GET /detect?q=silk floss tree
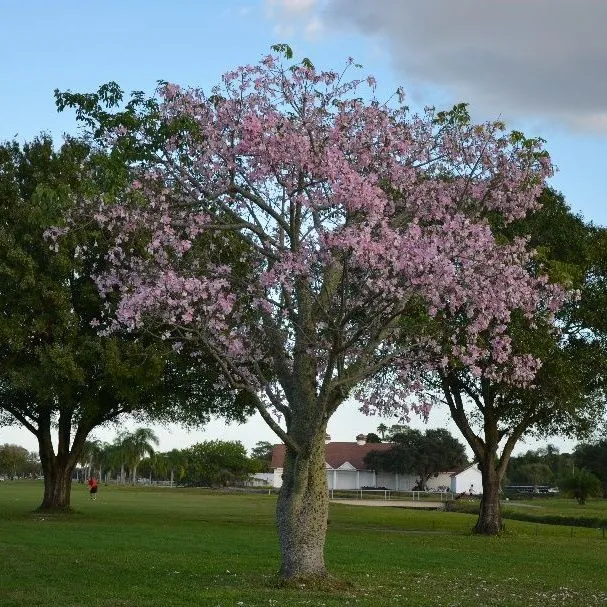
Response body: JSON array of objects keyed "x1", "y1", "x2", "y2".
[{"x1": 54, "y1": 47, "x2": 562, "y2": 580}]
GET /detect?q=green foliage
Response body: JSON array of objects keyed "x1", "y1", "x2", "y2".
[
  {"x1": 558, "y1": 469, "x2": 603, "y2": 505},
  {"x1": 433, "y1": 188, "x2": 607, "y2": 537},
  {"x1": 574, "y1": 440, "x2": 607, "y2": 497},
  {"x1": 505, "y1": 444, "x2": 574, "y2": 488},
  {"x1": 250, "y1": 440, "x2": 274, "y2": 472},
  {"x1": 0, "y1": 444, "x2": 39, "y2": 479},
  {"x1": 0, "y1": 135, "x2": 253, "y2": 509},
  {"x1": 365, "y1": 428, "x2": 467, "y2": 488},
  {"x1": 270, "y1": 43, "x2": 293, "y2": 59},
  {"x1": 434, "y1": 102, "x2": 470, "y2": 126},
  {"x1": 376, "y1": 423, "x2": 388, "y2": 439},
  {"x1": 183, "y1": 440, "x2": 258, "y2": 487}
]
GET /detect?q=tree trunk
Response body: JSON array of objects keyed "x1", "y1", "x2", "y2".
[
  {"x1": 38, "y1": 439, "x2": 75, "y2": 511},
  {"x1": 276, "y1": 429, "x2": 328, "y2": 580},
  {"x1": 35, "y1": 411, "x2": 93, "y2": 511},
  {"x1": 474, "y1": 460, "x2": 503, "y2": 535}
]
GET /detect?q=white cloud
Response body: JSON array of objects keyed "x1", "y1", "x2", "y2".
[
  {"x1": 304, "y1": 15, "x2": 323, "y2": 39},
  {"x1": 302, "y1": 0, "x2": 607, "y2": 132},
  {"x1": 265, "y1": 0, "x2": 323, "y2": 41},
  {"x1": 282, "y1": 0, "x2": 317, "y2": 13},
  {"x1": 273, "y1": 23, "x2": 295, "y2": 38}
]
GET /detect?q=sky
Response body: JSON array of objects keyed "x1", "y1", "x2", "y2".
[{"x1": 1, "y1": 0, "x2": 605, "y2": 456}]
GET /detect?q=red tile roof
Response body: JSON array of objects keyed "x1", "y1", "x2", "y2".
[{"x1": 270, "y1": 442, "x2": 393, "y2": 471}]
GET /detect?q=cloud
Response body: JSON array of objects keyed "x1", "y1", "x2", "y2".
[
  {"x1": 265, "y1": 0, "x2": 322, "y2": 41},
  {"x1": 318, "y1": 0, "x2": 607, "y2": 132}
]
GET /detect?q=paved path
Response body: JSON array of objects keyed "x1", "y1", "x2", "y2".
[{"x1": 331, "y1": 498, "x2": 446, "y2": 509}]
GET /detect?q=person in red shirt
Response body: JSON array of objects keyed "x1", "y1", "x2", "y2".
[{"x1": 87, "y1": 477, "x2": 98, "y2": 500}]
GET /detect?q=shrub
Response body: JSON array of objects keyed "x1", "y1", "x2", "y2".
[{"x1": 558, "y1": 469, "x2": 602, "y2": 505}]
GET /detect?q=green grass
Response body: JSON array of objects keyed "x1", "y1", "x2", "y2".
[
  {"x1": 450, "y1": 496, "x2": 607, "y2": 529},
  {"x1": 505, "y1": 497, "x2": 607, "y2": 519},
  {"x1": 1, "y1": 482, "x2": 607, "y2": 606}
]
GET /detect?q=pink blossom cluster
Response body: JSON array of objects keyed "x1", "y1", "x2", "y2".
[{"x1": 77, "y1": 54, "x2": 562, "y2": 420}]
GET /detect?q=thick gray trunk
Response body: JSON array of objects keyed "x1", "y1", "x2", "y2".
[
  {"x1": 38, "y1": 449, "x2": 75, "y2": 511},
  {"x1": 474, "y1": 462, "x2": 503, "y2": 535},
  {"x1": 276, "y1": 431, "x2": 328, "y2": 580}
]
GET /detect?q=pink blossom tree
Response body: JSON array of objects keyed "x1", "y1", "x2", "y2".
[{"x1": 56, "y1": 48, "x2": 560, "y2": 580}]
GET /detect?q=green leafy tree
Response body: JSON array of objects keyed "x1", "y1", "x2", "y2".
[
  {"x1": 184, "y1": 441, "x2": 257, "y2": 487},
  {"x1": 94, "y1": 441, "x2": 115, "y2": 483},
  {"x1": 505, "y1": 445, "x2": 571, "y2": 487},
  {"x1": 120, "y1": 427, "x2": 159, "y2": 483},
  {"x1": 77, "y1": 438, "x2": 103, "y2": 481},
  {"x1": 574, "y1": 440, "x2": 607, "y2": 497},
  {"x1": 165, "y1": 448, "x2": 188, "y2": 486},
  {"x1": 385, "y1": 425, "x2": 409, "y2": 440},
  {"x1": 0, "y1": 137, "x2": 247, "y2": 510},
  {"x1": 422, "y1": 189, "x2": 607, "y2": 534},
  {"x1": 365, "y1": 428, "x2": 467, "y2": 489},
  {"x1": 0, "y1": 444, "x2": 36, "y2": 479},
  {"x1": 250, "y1": 441, "x2": 274, "y2": 472},
  {"x1": 516, "y1": 463, "x2": 554, "y2": 487},
  {"x1": 558, "y1": 469, "x2": 602, "y2": 504}
]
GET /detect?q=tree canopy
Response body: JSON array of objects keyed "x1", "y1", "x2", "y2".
[
  {"x1": 54, "y1": 48, "x2": 560, "y2": 579},
  {"x1": 574, "y1": 439, "x2": 607, "y2": 497},
  {"x1": 0, "y1": 135, "x2": 251, "y2": 510},
  {"x1": 407, "y1": 188, "x2": 607, "y2": 534}
]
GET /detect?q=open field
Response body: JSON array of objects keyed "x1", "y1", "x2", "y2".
[
  {"x1": 449, "y1": 496, "x2": 607, "y2": 529},
  {"x1": 505, "y1": 497, "x2": 607, "y2": 519},
  {"x1": 1, "y1": 482, "x2": 606, "y2": 606}
]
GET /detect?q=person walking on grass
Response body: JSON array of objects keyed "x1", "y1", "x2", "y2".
[{"x1": 87, "y1": 476, "x2": 98, "y2": 500}]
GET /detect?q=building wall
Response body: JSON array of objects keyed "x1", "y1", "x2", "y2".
[
  {"x1": 426, "y1": 472, "x2": 453, "y2": 491},
  {"x1": 451, "y1": 465, "x2": 483, "y2": 494},
  {"x1": 375, "y1": 472, "x2": 417, "y2": 490},
  {"x1": 243, "y1": 473, "x2": 274, "y2": 487},
  {"x1": 273, "y1": 468, "x2": 417, "y2": 490}
]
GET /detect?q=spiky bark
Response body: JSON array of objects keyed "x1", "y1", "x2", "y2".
[{"x1": 276, "y1": 428, "x2": 329, "y2": 579}]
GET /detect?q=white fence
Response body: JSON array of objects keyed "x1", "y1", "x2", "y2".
[{"x1": 328, "y1": 488, "x2": 453, "y2": 501}]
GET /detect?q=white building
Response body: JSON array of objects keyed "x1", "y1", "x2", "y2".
[
  {"x1": 450, "y1": 463, "x2": 483, "y2": 495},
  {"x1": 271, "y1": 438, "x2": 418, "y2": 491}
]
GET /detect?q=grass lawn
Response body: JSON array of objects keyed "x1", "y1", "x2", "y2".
[
  {"x1": 504, "y1": 497, "x2": 607, "y2": 520},
  {"x1": 1, "y1": 482, "x2": 606, "y2": 606}
]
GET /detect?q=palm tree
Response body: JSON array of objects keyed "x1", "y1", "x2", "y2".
[
  {"x1": 110, "y1": 432, "x2": 131, "y2": 484},
  {"x1": 96, "y1": 442, "x2": 118, "y2": 483},
  {"x1": 78, "y1": 439, "x2": 102, "y2": 482},
  {"x1": 165, "y1": 449, "x2": 187, "y2": 487},
  {"x1": 377, "y1": 423, "x2": 388, "y2": 441},
  {"x1": 122, "y1": 428, "x2": 159, "y2": 484}
]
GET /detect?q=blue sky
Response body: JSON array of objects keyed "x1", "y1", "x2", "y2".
[{"x1": 1, "y1": 0, "x2": 604, "y2": 454}]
